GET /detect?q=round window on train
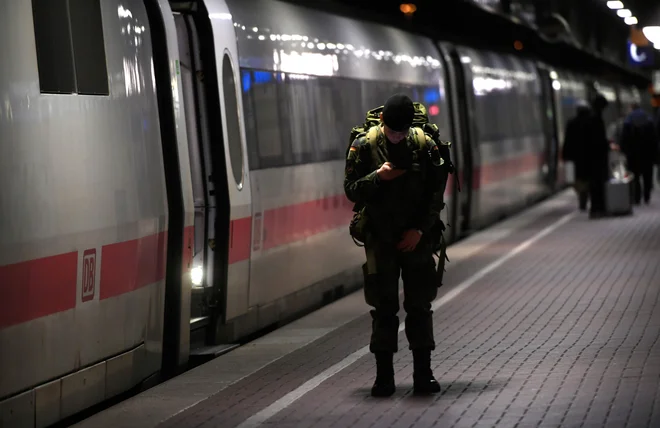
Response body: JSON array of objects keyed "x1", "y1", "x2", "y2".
[{"x1": 222, "y1": 53, "x2": 245, "y2": 189}]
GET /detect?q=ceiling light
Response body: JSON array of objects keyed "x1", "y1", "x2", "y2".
[
  {"x1": 643, "y1": 26, "x2": 660, "y2": 45},
  {"x1": 624, "y1": 16, "x2": 638, "y2": 25},
  {"x1": 607, "y1": 1, "x2": 623, "y2": 9},
  {"x1": 617, "y1": 9, "x2": 632, "y2": 18}
]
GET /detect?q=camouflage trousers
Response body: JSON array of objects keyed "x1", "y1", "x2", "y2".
[{"x1": 362, "y1": 235, "x2": 438, "y2": 353}]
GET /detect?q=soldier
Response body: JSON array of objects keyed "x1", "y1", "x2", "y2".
[{"x1": 344, "y1": 94, "x2": 449, "y2": 397}]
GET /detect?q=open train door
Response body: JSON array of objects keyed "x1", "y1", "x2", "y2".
[
  {"x1": 441, "y1": 44, "x2": 479, "y2": 238},
  {"x1": 537, "y1": 64, "x2": 561, "y2": 189},
  {"x1": 168, "y1": 0, "x2": 253, "y2": 352},
  {"x1": 436, "y1": 43, "x2": 464, "y2": 244}
]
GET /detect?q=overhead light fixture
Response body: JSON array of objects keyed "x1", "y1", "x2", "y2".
[
  {"x1": 400, "y1": 3, "x2": 417, "y2": 16},
  {"x1": 624, "y1": 16, "x2": 638, "y2": 25},
  {"x1": 643, "y1": 26, "x2": 660, "y2": 45},
  {"x1": 617, "y1": 9, "x2": 632, "y2": 18},
  {"x1": 607, "y1": 1, "x2": 624, "y2": 9}
]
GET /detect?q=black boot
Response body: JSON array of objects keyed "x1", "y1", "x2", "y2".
[
  {"x1": 371, "y1": 352, "x2": 395, "y2": 397},
  {"x1": 412, "y1": 349, "x2": 441, "y2": 394}
]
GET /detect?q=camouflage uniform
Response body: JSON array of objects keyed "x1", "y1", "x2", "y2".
[{"x1": 344, "y1": 126, "x2": 448, "y2": 354}]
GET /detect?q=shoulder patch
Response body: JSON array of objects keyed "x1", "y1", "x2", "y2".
[
  {"x1": 350, "y1": 136, "x2": 368, "y2": 149},
  {"x1": 425, "y1": 136, "x2": 443, "y2": 166}
]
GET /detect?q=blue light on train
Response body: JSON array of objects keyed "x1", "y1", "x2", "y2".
[
  {"x1": 242, "y1": 70, "x2": 251, "y2": 93},
  {"x1": 254, "y1": 71, "x2": 273, "y2": 84},
  {"x1": 423, "y1": 88, "x2": 440, "y2": 104}
]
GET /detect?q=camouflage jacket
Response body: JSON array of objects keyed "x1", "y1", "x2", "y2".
[{"x1": 344, "y1": 126, "x2": 450, "y2": 243}]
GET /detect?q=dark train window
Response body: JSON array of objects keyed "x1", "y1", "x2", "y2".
[
  {"x1": 32, "y1": 0, "x2": 109, "y2": 95},
  {"x1": 32, "y1": 0, "x2": 76, "y2": 94},
  {"x1": 68, "y1": 0, "x2": 109, "y2": 95},
  {"x1": 240, "y1": 68, "x2": 451, "y2": 171},
  {"x1": 222, "y1": 54, "x2": 245, "y2": 188}
]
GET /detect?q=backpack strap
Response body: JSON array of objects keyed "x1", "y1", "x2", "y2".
[{"x1": 364, "y1": 126, "x2": 380, "y2": 167}]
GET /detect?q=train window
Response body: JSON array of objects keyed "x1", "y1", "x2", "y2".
[
  {"x1": 32, "y1": 0, "x2": 109, "y2": 95},
  {"x1": 68, "y1": 0, "x2": 109, "y2": 95},
  {"x1": 32, "y1": 0, "x2": 76, "y2": 94},
  {"x1": 284, "y1": 77, "x2": 318, "y2": 164},
  {"x1": 242, "y1": 69, "x2": 286, "y2": 170},
  {"x1": 255, "y1": 77, "x2": 284, "y2": 159},
  {"x1": 241, "y1": 71, "x2": 260, "y2": 170},
  {"x1": 222, "y1": 54, "x2": 245, "y2": 188},
  {"x1": 240, "y1": 69, "x2": 451, "y2": 170}
]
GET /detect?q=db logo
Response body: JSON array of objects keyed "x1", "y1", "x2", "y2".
[{"x1": 82, "y1": 249, "x2": 96, "y2": 302}]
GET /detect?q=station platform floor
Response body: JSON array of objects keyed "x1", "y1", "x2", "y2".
[{"x1": 74, "y1": 188, "x2": 660, "y2": 428}]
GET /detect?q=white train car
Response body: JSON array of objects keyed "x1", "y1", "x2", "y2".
[
  {"x1": 221, "y1": 0, "x2": 456, "y2": 339},
  {"x1": 0, "y1": 1, "x2": 196, "y2": 426},
  {"x1": 0, "y1": 0, "x2": 647, "y2": 426}
]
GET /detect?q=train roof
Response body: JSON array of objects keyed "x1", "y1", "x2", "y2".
[{"x1": 224, "y1": 0, "x2": 444, "y2": 85}]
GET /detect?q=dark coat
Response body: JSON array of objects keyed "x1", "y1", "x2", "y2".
[
  {"x1": 562, "y1": 106, "x2": 595, "y2": 182},
  {"x1": 588, "y1": 112, "x2": 610, "y2": 182},
  {"x1": 620, "y1": 108, "x2": 658, "y2": 172}
]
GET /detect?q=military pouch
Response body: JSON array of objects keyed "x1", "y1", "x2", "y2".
[{"x1": 349, "y1": 207, "x2": 368, "y2": 247}]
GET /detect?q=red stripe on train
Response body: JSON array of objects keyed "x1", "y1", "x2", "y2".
[
  {"x1": 229, "y1": 217, "x2": 252, "y2": 264},
  {"x1": 476, "y1": 153, "x2": 541, "y2": 189},
  {"x1": 0, "y1": 252, "x2": 78, "y2": 329},
  {"x1": 100, "y1": 231, "x2": 168, "y2": 299},
  {"x1": 100, "y1": 226, "x2": 193, "y2": 300},
  {"x1": 0, "y1": 227, "x2": 182, "y2": 329},
  {"x1": 0, "y1": 151, "x2": 545, "y2": 327},
  {"x1": 452, "y1": 153, "x2": 543, "y2": 192},
  {"x1": 253, "y1": 153, "x2": 543, "y2": 256},
  {"x1": 261, "y1": 194, "x2": 354, "y2": 251}
]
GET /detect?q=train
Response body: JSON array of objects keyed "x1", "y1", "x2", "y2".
[{"x1": 0, "y1": 0, "x2": 646, "y2": 426}]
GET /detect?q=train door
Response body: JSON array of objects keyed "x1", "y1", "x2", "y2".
[
  {"x1": 173, "y1": 12, "x2": 221, "y2": 346},
  {"x1": 143, "y1": 0, "x2": 196, "y2": 371},
  {"x1": 169, "y1": 1, "x2": 253, "y2": 348},
  {"x1": 437, "y1": 44, "x2": 463, "y2": 243},
  {"x1": 447, "y1": 47, "x2": 477, "y2": 237},
  {"x1": 537, "y1": 65, "x2": 560, "y2": 188}
]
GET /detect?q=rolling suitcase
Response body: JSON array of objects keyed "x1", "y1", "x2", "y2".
[
  {"x1": 605, "y1": 176, "x2": 634, "y2": 215},
  {"x1": 605, "y1": 151, "x2": 634, "y2": 216}
]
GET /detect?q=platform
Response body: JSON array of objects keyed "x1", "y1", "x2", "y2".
[{"x1": 73, "y1": 188, "x2": 660, "y2": 428}]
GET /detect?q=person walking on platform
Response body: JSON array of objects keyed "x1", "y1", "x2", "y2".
[
  {"x1": 562, "y1": 100, "x2": 593, "y2": 211},
  {"x1": 344, "y1": 94, "x2": 450, "y2": 397},
  {"x1": 586, "y1": 94, "x2": 610, "y2": 219},
  {"x1": 620, "y1": 102, "x2": 658, "y2": 205}
]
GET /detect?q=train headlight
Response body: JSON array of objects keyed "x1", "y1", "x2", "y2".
[{"x1": 191, "y1": 266, "x2": 204, "y2": 287}]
